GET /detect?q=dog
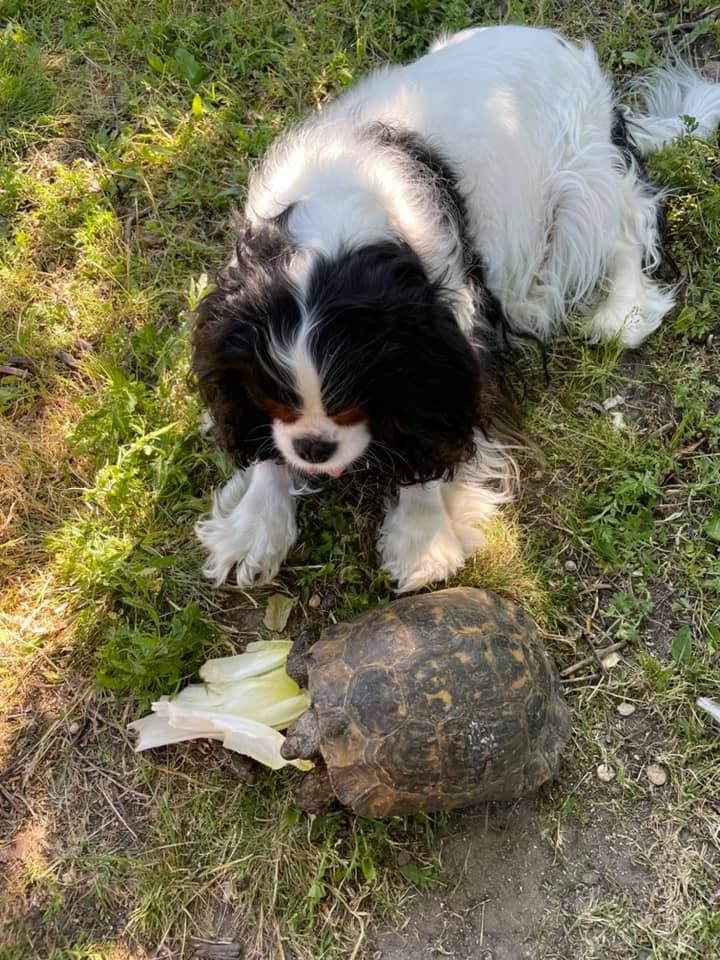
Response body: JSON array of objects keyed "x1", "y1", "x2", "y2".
[{"x1": 191, "y1": 24, "x2": 720, "y2": 594}]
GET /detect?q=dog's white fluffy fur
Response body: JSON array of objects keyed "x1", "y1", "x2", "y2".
[{"x1": 196, "y1": 25, "x2": 720, "y2": 593}]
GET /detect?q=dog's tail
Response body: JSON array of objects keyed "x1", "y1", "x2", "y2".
[{"x1": 624, "y1": 60, "x2": 720, "y2": 155}]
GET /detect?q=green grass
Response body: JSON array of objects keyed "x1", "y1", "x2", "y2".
[
  {"x1": 1, "y1": 1, "x2": 719, "y2": 958},
  {"x1": 0, "y1": 22, "x2": 57, "y2": 140}
]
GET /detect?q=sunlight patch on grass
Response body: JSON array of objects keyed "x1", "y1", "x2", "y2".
[{"x1": 460, "y1": 514, "x2": 549, "y2": 623}]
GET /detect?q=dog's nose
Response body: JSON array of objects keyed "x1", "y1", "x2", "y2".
[{"x1": 292, "y1": 437, "x2": 338, "y2": 464}]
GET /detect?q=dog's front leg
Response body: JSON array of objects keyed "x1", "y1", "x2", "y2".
[
  {"x1": 378, "y1": 481, "x2": 465, "y2": 594},
  {"x1": 585, "y1": 243, "x2": 675, "y2": 349},
  {"x1": 378, "y1": 436, "x2": 515, "y2": 593},
  {"x1": 195, "y1": 461, "x2": 297, "y2": 589}
]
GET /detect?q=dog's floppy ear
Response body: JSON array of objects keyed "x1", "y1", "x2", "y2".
[
  {"x1": 191, "y1": 218, "x2": 295, "y2": 466},
  {"x1": 191, "y1": 290, "x2": 271, "y2": 467}
]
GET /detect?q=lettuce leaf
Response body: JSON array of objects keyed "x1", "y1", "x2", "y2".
[{"x1": 127, "y1": 641, "x2": 312, "y2": 771}]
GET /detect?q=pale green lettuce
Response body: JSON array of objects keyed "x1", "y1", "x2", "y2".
[{"x1": 128, "y1": 641, "x2": 312, "y2": 771}]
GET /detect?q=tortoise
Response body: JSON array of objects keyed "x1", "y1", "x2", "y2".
[{"x1": 281, "y1": 587, "x2": 571, "y2": 817}]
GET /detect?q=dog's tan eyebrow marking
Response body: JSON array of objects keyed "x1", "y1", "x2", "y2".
[
  {"x1": 261, "y1": 399, "x2": 301, "y2": 423},
  {"x1": 331, "y1": 407, "x2": 365, "y2": 426}
]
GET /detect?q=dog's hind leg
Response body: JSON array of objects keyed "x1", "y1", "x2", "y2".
[{"x1": 584, "y1": 162, "x2": 676, "y2": 350}]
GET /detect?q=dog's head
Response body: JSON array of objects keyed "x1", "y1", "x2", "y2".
[{"x1": 192, "y1": 221, "x2": 501, "y2": 483}]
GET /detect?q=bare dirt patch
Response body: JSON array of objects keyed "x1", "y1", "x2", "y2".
[{"x1": 370, "y1": 799, "x2": 657, "y2": 960}]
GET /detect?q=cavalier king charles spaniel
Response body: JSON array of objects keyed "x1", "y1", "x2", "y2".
[{"x1": 192, "y1": 25, "x2": 720, "y2": 593}]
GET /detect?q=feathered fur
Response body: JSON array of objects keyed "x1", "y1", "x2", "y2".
[{"x1": 192, "y1": 25, "x2": 720, "y2": 593}]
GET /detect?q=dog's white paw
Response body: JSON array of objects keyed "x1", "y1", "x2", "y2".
[
  {"x1": 441, "y1": 481, "x2": 501, "y2": 556},
  {"x1": 195, "y1": 464, "x2": 297, "y2": 589},
  {"x1": 585, "y1": 284, "x2": 675, "y2": 349},
  {"x1": 196, "y1": 509, "x2": 295, "y2": 588},
  {"x1": 384, "y1": 539, "x2": 465, "y2": 594},
  {"x1": 378, "y1": 491, "x2": 465, "y2": 593}
]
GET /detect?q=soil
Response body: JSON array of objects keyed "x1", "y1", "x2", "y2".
[
  {"x1": 2, "y1": 594, "x2": 712, "y2": 959},
  {"x1": 369, "y1": 799, "x2": 654, "y2": 960}
]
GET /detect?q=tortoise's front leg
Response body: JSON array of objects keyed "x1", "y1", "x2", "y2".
[{"x1": 284, "y1": 629, "x2": 316, "y2": 688}]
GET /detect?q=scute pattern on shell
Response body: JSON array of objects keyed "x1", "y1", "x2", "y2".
[{"x1": 307, "y1": 587, "x2": 570, "y2": 818}]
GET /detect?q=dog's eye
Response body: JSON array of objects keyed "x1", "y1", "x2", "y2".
[
  {"x1": 262, "y1": 399, "x2": 300, "y2": 423},
  {"x1": 331, "y1": 407, "x2": 365, "y2": 426}
]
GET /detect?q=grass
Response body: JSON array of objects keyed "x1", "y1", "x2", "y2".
[{"x1": 1, "y1": 0, "x2": 719, "y2": 958}]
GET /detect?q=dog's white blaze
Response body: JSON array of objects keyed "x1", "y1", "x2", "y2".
[
  {"x1": 267, "y1": 311, "x2": 372, "y2": 474},
  {"x1": 266, "y1": 303, "x2": 325, "y2": 416},
  {"x1": 288, "y1": 318, "x2": 324, "y2": 416}
]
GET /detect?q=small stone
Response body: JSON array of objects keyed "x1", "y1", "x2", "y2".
[
  {"x1": 564, "y1": 559, "x2": 577, "y2": 573},
  {"x1": 581, "y1": 870, "x2": 602, "y2": 886},
  {"x1": 308, "y1": 594, "x2": 321, "y2": 609},
  {"x1": 596, "y1": 763, "x2": 615, "y2": 782},
  {"x1": 601, "y1": 651, "x2": 623, "y2": 670},
  {"x1": 610, "y1": 411, "x2": 627, "y2": 431},
  {"x1": 602, "y1": 394, "x2": 625, "y2": 411},
  {"x1": 616, "y1": 702, "x2": 636, "y2": 717},
  {"x1": 68, "y1": 721, "x2": 81, "y2": 735},
  {"x1": 646, "y1": 763, "x2": 667, "y2": 786}
]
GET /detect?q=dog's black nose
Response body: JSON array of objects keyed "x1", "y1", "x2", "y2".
[{"x1": 292, "y1": 437, "x2": 338, "y2": 464}]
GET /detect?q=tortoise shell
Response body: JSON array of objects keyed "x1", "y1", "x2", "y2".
[{"x1": 305, "y1": 587, "x2": 570, "y2": 817}]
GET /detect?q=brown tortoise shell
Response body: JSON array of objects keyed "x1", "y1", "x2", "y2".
[{"x1": 305, "y1": 587, "x2": 570, "y2": 818}]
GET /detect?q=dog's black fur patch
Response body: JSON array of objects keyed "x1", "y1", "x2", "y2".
[
  {"x1": 611, "y1": 106, "x2": 676, "y2": 277},
  {"x1": 303, "y1": 240, "x2": 506, "y2": 483},
  {"x1": 192, "y1": 220, "x2": 301, "y2": 465}
]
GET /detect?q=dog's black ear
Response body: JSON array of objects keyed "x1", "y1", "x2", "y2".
[
  {"x1": 191, "y1": 219, "x2": 296, "y2": 466},
  {"x1": 192, "y1": 292, "x2": 271, "y2": 467},
  {"x1": 367, "y1": 305, "x2": 483, "y2": 483}
]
